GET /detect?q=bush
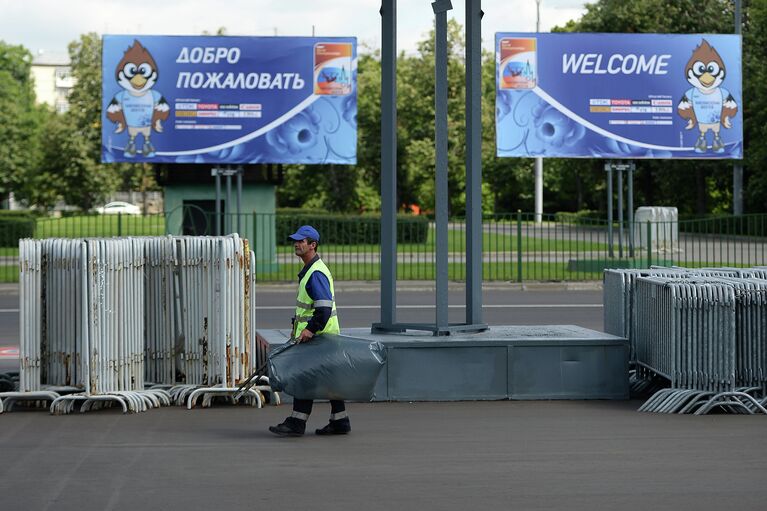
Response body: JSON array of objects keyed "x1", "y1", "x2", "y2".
[
  {"x1": 277, "y1": 213, "x2": 429, "y2": 245},
  {"x1": 554, "y1": 210, "x2": 603, "y2": 225},
  {"x1": 678, "y1": 214, "x2": 767, "y2": 237},
  {"x1": 0, "y1": 211, "x2": 36, "y2": 247}
]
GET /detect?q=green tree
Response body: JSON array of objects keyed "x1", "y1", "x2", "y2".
[
  {"x1": 0, "y1": 41, "x2": 39, "y2": 203},
  {"x1": 743, "y1": 0, "x2": 767, "y2": 212}
]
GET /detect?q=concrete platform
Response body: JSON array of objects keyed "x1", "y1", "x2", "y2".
[{"x1": 257, "y1": 325, "x2": 629, "y2": 401}]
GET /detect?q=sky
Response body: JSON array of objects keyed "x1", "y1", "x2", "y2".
[{"x1": 1, "y1": 0, "x2": 587, "y2": 58}]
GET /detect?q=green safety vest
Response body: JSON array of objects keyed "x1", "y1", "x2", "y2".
[{"x1": 293, "y1": 258, "x2": 340, "y2": 338}]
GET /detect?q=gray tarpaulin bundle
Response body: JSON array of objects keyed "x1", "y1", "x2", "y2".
[
  {"x1": 2, "y1": 235, "x2": 260, "y2": 415},
  {"x1": 604, "y1": 266, "x2": 767, "y2": 415},
  {"x1": 268, "y1": 334, "x2": 386, "y2": 401}
]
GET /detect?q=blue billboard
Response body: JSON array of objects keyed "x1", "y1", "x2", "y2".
[
  {"x1": 496, "y1": 33, "x2": 742, "y2": 159},
  {"x1": 102, "y1": 35, "x2": 357, "y2": 164}
]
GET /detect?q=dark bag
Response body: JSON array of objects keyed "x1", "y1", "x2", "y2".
[{"x1": 268, "y1": 334, "x2": 386, "y2": 401}]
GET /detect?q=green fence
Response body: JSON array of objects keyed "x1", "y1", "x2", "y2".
[{"x1": 1, "y1": 210, "x2": 766, "y2": 283}]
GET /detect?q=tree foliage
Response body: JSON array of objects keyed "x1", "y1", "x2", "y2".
[{"x1": 0, "y1": 41, "x2": 39, "y2": 201}]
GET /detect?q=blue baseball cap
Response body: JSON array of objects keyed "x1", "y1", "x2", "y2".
[{"x1": 288, "y1": 225, "x2": 320, "y2": 242}]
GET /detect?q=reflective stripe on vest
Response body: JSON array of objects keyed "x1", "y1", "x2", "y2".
[{"x1": 293, "y1": 258, "x2": 340, "y2": 337}]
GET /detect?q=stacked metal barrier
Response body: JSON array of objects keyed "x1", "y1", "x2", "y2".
[
  {"x1": 605, "y1": 266, "x2": 767, "y2": 414},
  {"x1": 144, "y1": 236, "x2": 178, "y2": 386},
  {"x1": 2, "y1": 235, "x2": 264, "y2": 415},
  {"x1": 170, "y1": 236, "x2": 267, "y2": 408}
]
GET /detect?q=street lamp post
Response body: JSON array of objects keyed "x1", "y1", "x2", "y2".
[
  {"x1": 534, "y1": 0, "x2": 543, "y2": 224},
  {"x1": 733, "y1": 0, "x2": 743, "y2": 215}
]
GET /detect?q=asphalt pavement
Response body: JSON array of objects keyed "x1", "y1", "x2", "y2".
[
  {"x1": 2, "y1": 282, "x2": 765, "y2": 511},
  {"x1": 1, "y1": 400, "x2": 765, "y2": 511}
]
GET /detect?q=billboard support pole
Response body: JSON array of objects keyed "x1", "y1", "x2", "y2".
[
  {"x1": 605, "y1": 161, "x2": 614, "y2": 258},
  {"x1": 628, "y1": 162, "x2": 635, "y2": 258},
  {"x1": 733, "y1": 0, "x2": 743, "y2": 215},
  {"x1": 236, "y1": 166, "x2": 243, "y2": 234},
  {"x1": 213, "y1": 168, "x2": 222, "y2": 236},
  {"x1": 226, "y1": 166, "x2": 233, "y2": 234},
  {"x1": 617, "y1": 164, "x2": 623, "y2": 258}
]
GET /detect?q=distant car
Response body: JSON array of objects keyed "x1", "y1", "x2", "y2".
[{"x1": 95, "y1": 201, "x2": 142, "y2": 215}]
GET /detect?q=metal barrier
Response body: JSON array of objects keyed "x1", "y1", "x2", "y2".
[
  {"x1": 620, "y1": 269, "x2": 767, "y2": 414},
  {"x1": 605, "y1": 267, "x2": 766, "y2": 363},
  {"x1": 2, "y1": 235, "x2": 269, "y2": 414},
  {"x1": 168, "y1": 236, "x2": 270, "y2": 409}
]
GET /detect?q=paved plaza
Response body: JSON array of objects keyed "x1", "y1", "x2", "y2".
[{"x1": 1, "y1": 400, "x2": 765, "y2": 511}]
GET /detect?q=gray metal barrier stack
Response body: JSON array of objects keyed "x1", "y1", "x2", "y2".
[
  {"x1": 605, "y1": 267, "x2": 766, "y2": 366},
  {"x1": 611, "y1": 267, "x2": 767, "y2": 414}
]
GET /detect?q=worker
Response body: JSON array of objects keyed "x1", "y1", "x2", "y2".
[{"x1": 269, "y1": 225, "x2": 351, "y2": 437}]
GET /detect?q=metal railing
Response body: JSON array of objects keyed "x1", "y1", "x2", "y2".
[{"x1": 2, "y1": 211, "x2": 766, "y2": 283}]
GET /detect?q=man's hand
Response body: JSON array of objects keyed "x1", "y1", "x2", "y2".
[{"x1": 297, "y1": 329, "x2": 314, "y2": 343}]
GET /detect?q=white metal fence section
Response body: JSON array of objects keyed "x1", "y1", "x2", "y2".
[{"x1": 2, "y1": 235, "x2": 261, "y2": 415}]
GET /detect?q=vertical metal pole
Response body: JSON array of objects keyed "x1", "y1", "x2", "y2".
[
  {"x1": 646, "y1": 221, "x2": 652, "y2": 267},
  {"x1": 733, "y1": 0, "x2": 743, "y2": 215},
  {"x1": 628, "y1": 162, "x2": 635, "y2": 257},
  {"x1": 517, "y1": 210, "x2": 523, "y2": 283},
  {"x1": 214, "y1": 168, "x2": 221, "y2": 236},
  {"x1": 606, "y1": 162, "x2": 614, "y2": 258},
  {"x1": 380, "y1": 0, "x2": 397, "y2": 328},
  {"x1": 226, "y1": 168, "x2": 233, "y2": 235},
  {"x1": 617, "y1": 165, "x2": 623, "y2": 258},
  {"x1": 237, "y1": 167, "x2": 243, "y2": 234},
  {"x1": 465, "y1": 0, "x2": 483, "y2": 326},
  {"x1": 433, "y1": 0, "x2": 451, "y2": 330},
  {"x1": 534, "y1": 0, "x2": 543, "y2": 224}
]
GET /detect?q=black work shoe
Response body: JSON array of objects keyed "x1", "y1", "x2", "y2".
[
  {"x1": 269, "y1": 417, "x2": 306, "y2": 437},
  {"x1": 315, "y1": 417, "x2": 351, "y2": 435}
]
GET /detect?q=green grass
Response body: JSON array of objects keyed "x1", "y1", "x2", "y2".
[
  {"x1": 256, "y1": 262, "x2": 606, "y2": 283},
  {"x1": 273, "y1": 227, "x2": 609, "y2": 254},
  {"x1": 0, "y1": 265, "x2": 18, "y2": 283},
  {"x1": 34, "y1": 214, "x2": 165, "y2": 238}
]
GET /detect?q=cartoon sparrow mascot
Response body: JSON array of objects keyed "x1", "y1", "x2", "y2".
[
  {"x1": 106, "y1": 40, "x2": 170, "y2": 158},
  {"x1": 677, "y1": 39, "x2": 738, "y2": 154}
]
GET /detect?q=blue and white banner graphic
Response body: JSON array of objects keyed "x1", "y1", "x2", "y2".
[
  {"x1": 102, "y1": 35, "x2": 357, "y2": 164},
  {"x1": 496, "y1": 33, "x2": 742, "y2": 159}
]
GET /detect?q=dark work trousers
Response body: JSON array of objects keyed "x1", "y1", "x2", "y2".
[{"x1": 293, "y1": 398, "x2": 345, "y2": 416}]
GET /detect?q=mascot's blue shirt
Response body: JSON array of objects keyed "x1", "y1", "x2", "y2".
[
  {"x1": 117, "y1": 90, "x2": 161, "y2": 128},
  {"x1": 685, "y1": 87, "x2": 729, "y2": 125}
]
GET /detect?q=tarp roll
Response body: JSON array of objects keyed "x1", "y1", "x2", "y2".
[{"x1": 268, "y1": 334, "x2": 386, "y2": 401}]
